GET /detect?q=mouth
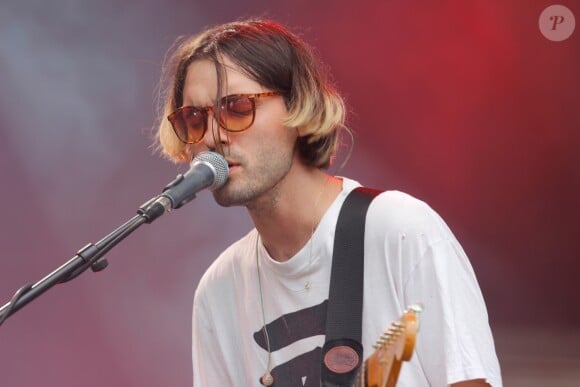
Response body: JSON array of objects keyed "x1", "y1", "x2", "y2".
[{"x1": 226, "y1": 160, "x2": 241, "y2": 173}]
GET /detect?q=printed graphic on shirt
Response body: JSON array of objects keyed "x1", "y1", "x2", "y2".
[{"x1": 253, "y1": 300, "x2": 327, "y2": 386}]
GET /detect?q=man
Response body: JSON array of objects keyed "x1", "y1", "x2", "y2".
[{"x1": 155, "y1": 19, "x2": 502, "y2": 386}]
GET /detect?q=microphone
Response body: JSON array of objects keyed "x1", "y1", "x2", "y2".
[
  {"x1": 162, "y1": 151, "x2": 229, "y2": 209},
  {"x1": 139, "y1": 152, "x2": 229, "y2": 221}
]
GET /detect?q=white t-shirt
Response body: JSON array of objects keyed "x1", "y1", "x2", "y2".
[{"x1": 192, "y1": 178, "x2": 502, "y2": 386}]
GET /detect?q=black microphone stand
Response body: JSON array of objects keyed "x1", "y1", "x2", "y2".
[{"x1": 0, "y1": 195, "x2": 171, "y2": 326}]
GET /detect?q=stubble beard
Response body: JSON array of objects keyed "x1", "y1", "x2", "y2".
[{"x1": 211, "y1": 149, "x2": 295, "y2": 209}]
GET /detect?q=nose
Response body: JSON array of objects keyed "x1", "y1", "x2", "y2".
[{"x1": 203, "y1": 113, "x2": 230, "y2": 152}]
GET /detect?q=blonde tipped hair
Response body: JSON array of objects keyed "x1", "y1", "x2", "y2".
[{"x1": 156, "y1": 19, "x2": 347, "y2": 168}]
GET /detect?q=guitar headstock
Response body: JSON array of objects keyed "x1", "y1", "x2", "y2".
[
  {"x1": 363, "y1": 304, "x2": 423, "y2": 387},
  {"x1": 373, "y1": 303, "x2": 422, "y2": 361}
]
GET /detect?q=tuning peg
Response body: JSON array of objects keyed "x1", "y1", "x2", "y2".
[{"x1": 407, "y1": 303, "x2": 424, "y2": 314}]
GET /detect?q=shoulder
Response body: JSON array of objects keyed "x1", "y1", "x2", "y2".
[
  {"x1": 337, "y1": 179, "x2": 452, "y2": 245},
  {"x1": 367, "y1": 190, "x2": 450, "y2": 242}
]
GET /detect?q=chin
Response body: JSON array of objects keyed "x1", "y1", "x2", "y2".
[
  {"x1": 212, "y1": 189, "x2": 235, "y2": 208},
  {"x1": 212, "y1": 185, "x2": 250, "y2": 208}
]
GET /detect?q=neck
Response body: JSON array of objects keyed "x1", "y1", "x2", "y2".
[{"x1": 248, "y1": 167, "x2": 342, "y2": 262}]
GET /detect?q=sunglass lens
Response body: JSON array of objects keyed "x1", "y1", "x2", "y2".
[
  {"x1": 220, "y1": 96, "x2": 254, "y2": 131},
  {"x1": 180, "y1": 107, "x2": 205, "y2": 143}
]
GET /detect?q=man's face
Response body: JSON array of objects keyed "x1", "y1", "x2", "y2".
[{"x1": 183, "y1": 56, "x2": 299, "y2": 208}]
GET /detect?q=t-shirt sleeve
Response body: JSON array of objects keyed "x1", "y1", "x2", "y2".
[{"x1": 403, "y1": 216, "x2": 503, "y2": 387}]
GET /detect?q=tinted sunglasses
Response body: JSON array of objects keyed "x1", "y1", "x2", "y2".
[{"x1": 167, "y1": 92, "x2": 280, "y2": 144}]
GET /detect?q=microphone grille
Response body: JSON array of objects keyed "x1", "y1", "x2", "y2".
[{"x1": 192, "y1": 151, "x2": 229, "y2": 190}]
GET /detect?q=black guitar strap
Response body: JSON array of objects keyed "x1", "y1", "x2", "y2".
[{"x1": 321, "y1": 187, "x2": 382, "y2": 386}]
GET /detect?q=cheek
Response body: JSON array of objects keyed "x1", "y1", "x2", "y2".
[
  {"x1": 255, "y1": 126, "x2": 297, "y2": 155},
  {"x1": 256, "y1": 111, "x2": 297, "y2": 147}
]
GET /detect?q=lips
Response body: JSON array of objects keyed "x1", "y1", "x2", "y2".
[{"x1": 226, "y1": 160, "x2": 240, "y2": 173}]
